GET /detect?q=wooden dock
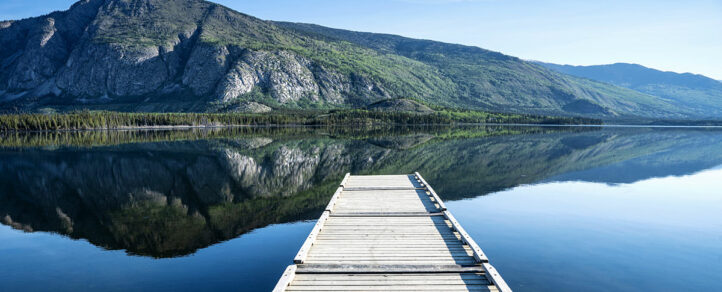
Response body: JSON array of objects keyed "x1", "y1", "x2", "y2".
[{"x1": 273, "y1": 173, "x2": 511, "y2": 292}]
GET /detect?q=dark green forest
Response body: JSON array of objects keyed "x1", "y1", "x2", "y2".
[{"x1": 0, "y1": 109, "x2": 600, "y2": 131}]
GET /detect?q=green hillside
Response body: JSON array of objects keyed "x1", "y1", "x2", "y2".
[{"x1": 536, "y1": 62, "x2": 722, "y2": 118}]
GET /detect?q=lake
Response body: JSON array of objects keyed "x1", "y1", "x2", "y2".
[{"x1": 1, "y1": 125, "x2": 720, "y2": 291}]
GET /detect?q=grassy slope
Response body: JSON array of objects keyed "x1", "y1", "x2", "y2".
[{"x1": 276, "y1": 22, "x2": 685, "y2": 119}]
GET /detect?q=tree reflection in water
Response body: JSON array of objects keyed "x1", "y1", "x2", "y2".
[{"x1": 2, "y1": 125, "x2": 722, "y2": 258}]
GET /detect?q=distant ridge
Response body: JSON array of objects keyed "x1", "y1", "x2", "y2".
[{"x1": 536, "y1": 62, "x2": 722, "y2": 118}]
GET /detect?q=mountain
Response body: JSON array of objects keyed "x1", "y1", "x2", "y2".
[
  {"x1": 0, "y1": 0, "x2": 699, "y2": 119},
  {"x1": 536, "y1": 62, "x2": 722, "y2": 118}
]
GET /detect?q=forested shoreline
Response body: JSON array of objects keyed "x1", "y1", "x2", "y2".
[{"x1": 0, "y1": 110, "x2": 601, "y2": 131}]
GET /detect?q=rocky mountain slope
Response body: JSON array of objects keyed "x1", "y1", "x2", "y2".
[
  {"x1": 536, "y1": 62, "x2": 722, "y2": 118},
  {"x1": 0, "y1": 0, "x2": 706, "y2": 119}
]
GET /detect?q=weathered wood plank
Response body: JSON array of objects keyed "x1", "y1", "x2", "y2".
[
  {"x1": 304, "y1": 261, "x2": 479, "y2": 266},
  {"x1": 325, "y1": 217, "x2": 446, "y2": 220},
  {"x1": 312, "y1": 238, "x2": 463, "y2": 241},
  {"x1": 309, "y1": 250, "x2": 473, "y2": 254},
  {"x1": 312, "y1": 240, "x2": 465, "y2": 244},
  {"x1": 315, "y1": 237, "x2": 463, "y2": 242},
  {"x1": 343, "y1": 175, "x2": 421, "y2": 188},
  {"x1": 318, "y1": 232, "x2": 457, "y2": 236},
  {"x1": 321, "y1": 228, "x2": 452, "y2": 232},
  {"x1": 316, "y1": 233, "x2": 460, "y2": 237},
  {"x1": 322, "y1": 224, "x2": 449, "y2": 226},
  {"x1": 330, "y1": 212, "x2": 444, "y2": 217},
  {"x1": 313, "y1": 238, "x2": 464, "y2": 242},
  {"x1": 325, "y1": 218, "x2": 447, "y2": 222},
  {"x1": 310, "y1": 244, "x2": 471, "y2": 248},
  {"x1": 293, "y1": 273, "x2": 487, "y2": 280},
  {"x1": 331, "y1": 209, "x2": 438, "y2": 213},
  {"x1": 308, "y1": 252, "x2": 473, "y2": 256},
  {"x1": 291, "y1": 279, "x2": 490, "y2": 285},
  {"x1": 309, "y1": 248, "x2": 473, "y2": 252},
  {"x1": 286, "y1": 287, "x2": 497, "y2": 292},
  {"x1": 312, "y1": 243, "x2": 466, "y2": 245},
  {"x1": 306, "y1": 255, "x2": 475, "y2": 258},
  {"x1": 327, "y1": 215, "x2": 446, "y2": 220},
  {"x1": 322, "y1": 223, "x2": 450, "y2": 227},
  {"x1": 320, "y1": 228, "x2": 453, "y2": 232},
  {"x1": 307, "y1": 253, "x2": 474, "y2": 258},
  {"x1": 302, "y1": 260, "x2": 478, "y2": 265},
  {"x1": 286, "y1": 286, "x2": 497, "y2": 291},
  {"x1": 310, "y1": 250, "x2": 472, "y2": 254},
  {"x1": 295, "y1": 264, "x2": 486, "y2": 273},
  {"x1": 318, "y1": 233, "x2": 458, "y2": 237},
  {"x1": 342, "y1": 187, "x2": 425, "y2": 191}
]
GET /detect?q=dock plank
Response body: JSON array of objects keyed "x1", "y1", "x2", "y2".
[{"x1": 275, "y1": 173, "x2": 511, "y2": 292}]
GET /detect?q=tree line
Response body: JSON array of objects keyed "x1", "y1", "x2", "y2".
[{"x1": 0, "y1": 110, "x2": 601, "y2": 131}]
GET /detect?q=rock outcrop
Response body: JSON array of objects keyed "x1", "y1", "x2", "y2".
[{"x1": 0, "y1": 0, "x2": 388, "y2": 111}]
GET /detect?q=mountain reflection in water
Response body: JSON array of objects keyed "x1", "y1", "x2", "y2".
[{"x1": 2, "y1": 125, "x2": 722, "y2": 259}]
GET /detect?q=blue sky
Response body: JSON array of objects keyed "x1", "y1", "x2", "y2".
[{"x1": 2, "y1": 0, "x2": 721, "y2": 79}]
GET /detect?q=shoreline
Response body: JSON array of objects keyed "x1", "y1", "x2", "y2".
[{"x1": 2, "y1": 122, "x2": 722, "y2": 134}]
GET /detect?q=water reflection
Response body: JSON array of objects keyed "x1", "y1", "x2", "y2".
[
  {"x1": 449, "y1": 167, "x2": 722, "y2": 291},
  {"x1": 1, "y1": 126, "x2": 722, "y2": 260}
]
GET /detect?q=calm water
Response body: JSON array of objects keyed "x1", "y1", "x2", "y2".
[{"x1": 1, "y1": 126, "x2": 720, "y2": 291}]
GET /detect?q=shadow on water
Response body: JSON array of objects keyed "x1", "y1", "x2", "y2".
[{"x1": 2, "y1": 125, "x2": 722, "y2": 258}]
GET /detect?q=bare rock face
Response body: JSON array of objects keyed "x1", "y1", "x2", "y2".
[
  {"x1": 263, "y1": 51, "x2": 320, "y2": 103},
  {"x1": 0, "y1": 0, "x2": 387, "y2": 111},
  {"x1": 0, "y1": 0, "x2": 104, "y2": 100},
  {"x1": 213, "y1": 50, "x2": 369, "y2": 106},
  {"x1": 183, "y1": 44, "x2": 231, "y2": 96},
  {"x1": 216, "y1": 56, "x2": 261, "y2": 102},
  {"x1": 216, "y1": 50, "x2": 320, "y2": 103},
  {"x1": 7, "y1": 18, "x2": 66, "y2": 91},
  {"x1": 56, "y1": 43, "x2": 171, "y2": 98},
  {"x1": 314, "y1": 66, "x2": 351, "y2": 104}
]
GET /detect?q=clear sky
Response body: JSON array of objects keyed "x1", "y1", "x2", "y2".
[{"x1": 2, "y1": 0, "x2": 721, "y2": 79}]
